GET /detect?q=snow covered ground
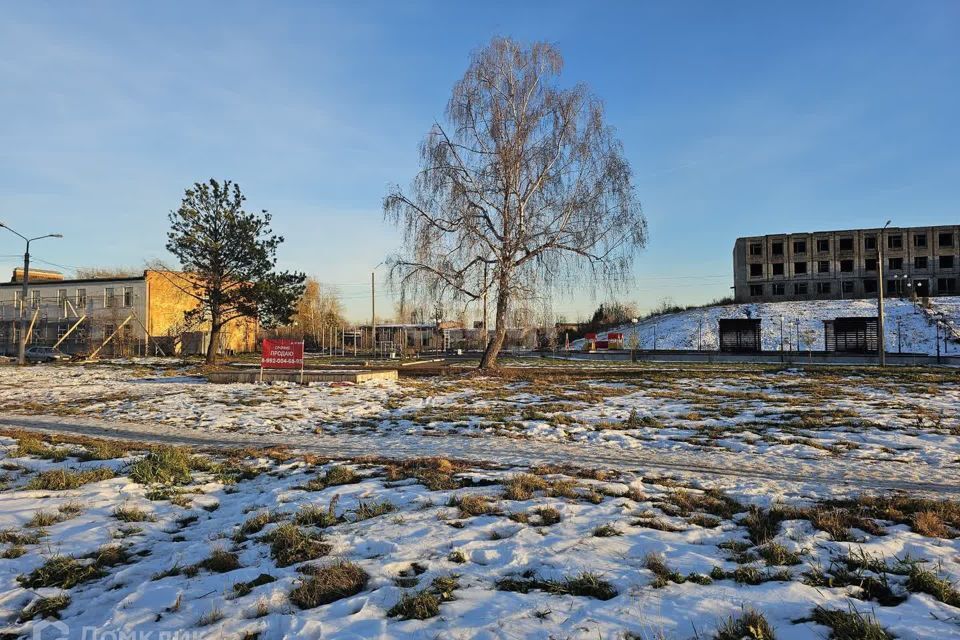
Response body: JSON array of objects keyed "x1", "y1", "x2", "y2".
[
  {"x1": 574, "y1": 296, "x2": 960, "y2": 354},
  {"x1": 0, "y1": 434, "x2": 958, "y2": 640},
  {"x1": 1, "y1": 362, "x2": 958, "y2": 638},
  {"x1": 1, "y1": 364, "x2": 957, "y2": 486}
]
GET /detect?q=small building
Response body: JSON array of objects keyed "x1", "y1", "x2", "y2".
[
  {"x1": 718, "y1": 318, "x2": 762, "y2": 353},
  {"x1": 823, "y1": 317, "x2": 878, "y2": 353}
]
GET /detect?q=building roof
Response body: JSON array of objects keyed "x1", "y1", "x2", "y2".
[{"x1": 1, "y1": 272, "x2": 146, "y2": 287}]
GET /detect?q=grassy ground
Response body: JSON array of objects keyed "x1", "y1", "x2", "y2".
[{"x1": 1, "y1": 432, "x2": 958, "y2": 639}]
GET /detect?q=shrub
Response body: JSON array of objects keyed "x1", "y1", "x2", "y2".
[
  {"x1": 26, "y1": 467, "x2": 115, "y2": 491},
  {"x1": 713, "y1": 608, "x2": 776, "y2": 640},
  {"x1": 129, "y1": 447, "x2": 192, "y2": 485},
  {"x1": 269, "y1": 523, "x2": 331, "y2": 567},
  {"x1": 289, "y1": 561, "x2": 369, "y2": 609}
]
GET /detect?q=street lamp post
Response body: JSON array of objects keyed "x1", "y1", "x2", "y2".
[
  {"x1": 877, "y1": 221, "x2": 891, "y2": 367},
  {"x1": 0, "y1": 223, "x2": 63, "y2": 365}
]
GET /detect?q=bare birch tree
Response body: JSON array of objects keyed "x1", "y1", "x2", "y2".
[{"x1": 384, "y1": 37, "x2": 647, "y2": 368}]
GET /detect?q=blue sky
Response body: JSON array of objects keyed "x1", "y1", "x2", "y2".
[{"x1": 1, "y1": 1, "x2": 957, "y2": 322}]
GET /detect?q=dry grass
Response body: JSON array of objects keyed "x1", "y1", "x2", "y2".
[
  {"x1": 757, "y1": 543, "x2": 802, "y2": 567},
  {"x1": 268, "y1": 523, "x2": 331, "y2": 567},
  {"x1": 810, "y1": 606, "x2": 893, "y2": 640},
  {"x1": 448, "y1": 494, "x2": 499, "y2": 517},
  {"x1": 352, "y1": 499, "x2": 395, "y2": 522},
  {"x1": 384, "y1": 457, "x2": 462, "y2": 491},
  {"x1": 592, "y1": 523, "x2": 622, "y2": 537},
  {"x1": 232, "y1": 572, "x2": 277, "y2": 598},
  {"x1": 496, "y1": 571, "x2": 617, "y2": 600},
  {"x1": 644, "y1": 553, "x2": 685, "y2": 587},
  {"x1": 18, "y1": 555, "x2": 106, "y2": 589},
  {"x1": 289, "y1": 560, "x2": 369, "y2": 609},
  {"x1": 129, "y1": 447, "x2": 193, "y2": 485},
  {"x1": 502, "y1": 473, "x2": 548, "y2": 501},
  {"x1": 906, "y1": 565, "x2": 960, "y2": 607},
  {"x1": 197, "y1": 547, "x2": 241, "y2": 573},
  {"x1": 27, "y1": 510, "x2": 67, "y2": 528},
  {"x1": 911, "y1": 510, "x2": 952, "y2": 538},
  {"x1": 713, "y1": 608, "x2": 776, "y2": 640},
  {"x1": 295, "y1": 501, "x2": 340, "y2": 528},
  {"x1": 18, "y1": 594, "x2": 71, "y2": 622},
  {"x1": 26, "y1": 467, "x2": 115, "y2": 490},
  {"x1": 302, "y1": 465, "x2": 360, "y2": 490},
  {"x1": 112, "y1": 504, "x2": 157, "y2": 522}
]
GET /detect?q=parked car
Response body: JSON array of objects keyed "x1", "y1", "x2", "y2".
[{"x1": 24, "y1": 346, "x2": 70, "y2": 363}]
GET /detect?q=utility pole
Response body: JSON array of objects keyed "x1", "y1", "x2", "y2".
[
  {"x1": 371, "y1": 270, "x2": 376, "y2": 357},
  {"x1": 877, "y1": 221, "x2": 891, "y2": 366},
  {"x1": 0, "y1": 223, "x2": 62, "y2": 365}
]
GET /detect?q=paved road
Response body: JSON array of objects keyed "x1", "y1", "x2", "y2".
[{"x1": 2, "y1": 414, "x2": 956, "y2": 497}]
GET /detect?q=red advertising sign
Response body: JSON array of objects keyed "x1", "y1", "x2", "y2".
[{"x1": 261, "y1": 339, "x2": 304, "y2": 369}]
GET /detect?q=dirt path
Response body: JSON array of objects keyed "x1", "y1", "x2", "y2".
[{"x1": 3, "y1": 414, "x2": 956, "y2": 497}]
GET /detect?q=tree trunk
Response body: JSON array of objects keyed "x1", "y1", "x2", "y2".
[
  {"x1": 206, "y1": 321, "x2": 221, "y2": 364},
  {"x1": 479, "y1": 281, "x2": 510, "y2": 369}
]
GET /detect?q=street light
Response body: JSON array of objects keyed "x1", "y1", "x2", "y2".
[
  {"x1": 877, "y1": 220, "x2": 891, "y2": 366},
  {"x1": 0, "y1": 222, "x2": 63, "y2": 365}
]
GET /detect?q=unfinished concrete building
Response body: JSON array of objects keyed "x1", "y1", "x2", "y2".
[
  {"x1": 733, "y1": 225, "x2": 960, "y2": 302},
  {"x1": 0, "y1": 270, "x2": 257, "y2": 357}
]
